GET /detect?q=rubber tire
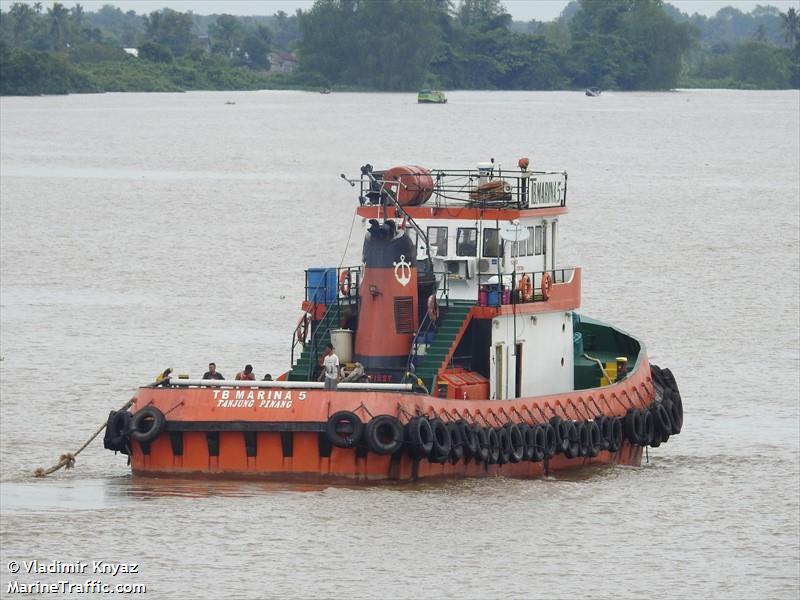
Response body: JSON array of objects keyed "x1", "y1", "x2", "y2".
[
  {"x1": 406, "y1": 416, "x2": 433, "y2": 458},
  {"x1": 503, "y1": 423, "x2": 524, "y2": 463},
  {"x1": 543, "y1": 422, "x2": 557, "y2": 458},
  {"x1": 447, "y1": 421, "x2": 464, "y2": 463},
  {"x1": 429, "y1": 418, "x2": 452, "y2": 463},
  {"x1": 653, "y1": 403, "x2": 673, "y2": 438},
  {"x1": 475, "y1": 425, "x2": 489, "y2": 463},
  {"x1": 586, "y1": 420, "x2": 601, "y2": 458},
  {"x1": 486, "y1": 428, "x2": 500, "y2": 465},
  {"x1": 597, "y1": 416, "x2": 612, "y2": 451},
  {"x1": 364, "y1": 415, "x2": 403, "y2": 455},
  {"x1": 496, "y1": 427, "x2": 511, "y2": 465},
  {"x1": 104, "y1": 410, "x2": 132, "y2": 451},
  {"x1": 641, "y1": 410, "x2": 655, "y2": 447},
  {"x1": 517, "y1": 423, "x2": 534, "y2": 461},
  {"x1": 609, "y1": 417, "x2": 624, "y2": 452},
  {"x1": 131, "y1": 406, "x2": 166, "y2": 444},
  {"x1": 624, "y1": 409, "x2": 644, "y2": 445},
  {"x1": 530, "y1": 424, "x2": 546, "y2": 462},
  {"x1": 564, "y1": 420, "x2": 580, "y2": 459},
  {"x1": 458, "y1": 420, "x2": 478, "y2": 458},
  {"x1": 326, "y1": 410, "x2": 364, "y2": 449},
  {"x1": 549, "y1": 416, "x2": 563, "y2": 452}
]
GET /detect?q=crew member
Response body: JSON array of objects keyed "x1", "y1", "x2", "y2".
[
  {"x1": 236, "y1": 364, "x2": 256, "y2": 380},
  {"x1": 202, "y1": 362, "x2": 225, "y2": 380}
]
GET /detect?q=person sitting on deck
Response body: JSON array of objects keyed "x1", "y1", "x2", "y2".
[
  {"x1": 263, "y1": 373, "x2": 273, "y2": 381},
  {"x1": 202, "y1": 362, "x2": 225, "y2": 380},
  {"x1": 235, "y1": 364, "x2": 256, "y2": 381}
]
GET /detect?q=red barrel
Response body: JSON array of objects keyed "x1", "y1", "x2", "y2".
[{"x1": 384, "y1": 165, "x2": 434, "y2": 206}]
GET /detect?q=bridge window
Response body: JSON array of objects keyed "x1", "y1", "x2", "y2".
[
  {"x1": 456, "y1": 228, "x2": 477, "y2": 256},
  {"x1": 534, "y1": 225, "x2": 543, "y2": 255},
  {"x1": 526, "y1": 227, "x2": 535, "y2": 255},
  {"x1": 483, "y1": 228, "x2": 500, "y2": 258},
  {"x1": 427, "y1": 226, "x2": 448, "y2": 257}
]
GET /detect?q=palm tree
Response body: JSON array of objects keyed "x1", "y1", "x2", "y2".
[
  {"x1": 9, "y1": 2, "x2": 34, "y2": 46},
  {"x1": 33, "y1": 2, "x2": 42, "y2": 15},
  {"x1": 71, "y1": 3, "x2": 84, "y2": 27},
  {"x1": 47, "y1": 2, "x2": 70, "y2": 50},
  {"x1": 782, "y1": 8, "x2": 799, "y2": 49}
]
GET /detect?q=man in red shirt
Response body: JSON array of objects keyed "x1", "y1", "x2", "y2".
[{"x1": 235, "y1": 364, "x2": 256, "y2": 380}]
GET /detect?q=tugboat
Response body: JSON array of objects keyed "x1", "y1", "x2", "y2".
[
  {"x1": 104, "y1": 158, "x2": 683, "y2": 482},
  {"x1": 418, "y1": 89, "x2": 447, "y2": 104}
]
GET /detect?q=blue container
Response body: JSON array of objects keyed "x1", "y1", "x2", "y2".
[
  {"x1": 486, "y1": 284, "x2": 501, "y2": 306},
  {"x1": 307, "y1": 268, "x2": 337, "y2": 303}
]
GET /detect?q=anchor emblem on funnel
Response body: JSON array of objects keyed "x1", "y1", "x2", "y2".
[{"x1": 393, "y1": 255, "x2": 411, "y2": 286}]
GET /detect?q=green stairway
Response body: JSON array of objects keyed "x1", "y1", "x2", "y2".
[
  {"x1": 414, "y1": 300, "x2": 474, "y2": 392},
  {"x1": 288, "y1": 304, "x2": 343, "y2": 381}
]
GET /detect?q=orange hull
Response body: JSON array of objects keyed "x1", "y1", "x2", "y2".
[{"x1": 126, "y1": 355, "x2": 657, "y2": 482}]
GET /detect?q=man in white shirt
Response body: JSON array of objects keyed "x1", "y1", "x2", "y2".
[{"x1": 320, "y1": 344, "x2": 340, "y2": 391}]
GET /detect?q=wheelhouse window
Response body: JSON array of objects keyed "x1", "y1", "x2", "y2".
[
  {"x1": 534, "y1": 225, "x2": 543, "y2": 255},
  {"x1": 427, "y1": 227, "x2": 448, "y2": 257},
  {"x1": 482, "y1": 228, "x2": 500, "y2": 258},
  {"x1": 457, "y1": 228, "x2": 477, "y2": 257},
  {"x1": 526, "y1": 227, "x2": 535, "y2": 256}
]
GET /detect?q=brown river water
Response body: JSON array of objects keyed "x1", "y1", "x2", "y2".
[{"x1": 1, "y1": 90, "x2": 798, "y2": 599}]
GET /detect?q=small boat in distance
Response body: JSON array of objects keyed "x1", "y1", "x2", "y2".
[
  {"x1": 585, "y1": 87, "x2": 601, "y2": 97},
  {"x1": 418, "y1": 89, "x2": 447, "y2": 104},
  {"x1": 320, "y1": 87, "x2": 332, "y2": 94}
]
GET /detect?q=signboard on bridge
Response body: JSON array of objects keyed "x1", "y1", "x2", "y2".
[{"x1": 527, "y1": 173, "x2": 566, "y2": 208}]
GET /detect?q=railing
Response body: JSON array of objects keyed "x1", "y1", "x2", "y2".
[
  {"x1": 289, "y1": 265, "x2": 362, "y2": 377},
  {"x1": 360, "y1": 167, "x2": 567, "y2": 210},
  {"x1": 406, "y1": 272, "x2": 451, "y2": 375},
  {"x1": 476, "y1": 268, "x2": 576, "y2": 306}
]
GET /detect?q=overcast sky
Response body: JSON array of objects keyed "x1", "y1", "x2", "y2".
[{"x1": 2, "y1": 0, "x2": 799, "y2": 21}]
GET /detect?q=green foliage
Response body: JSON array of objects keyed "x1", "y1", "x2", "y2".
[
  {"x1": 0, "y1": 42, "x2": 97, "y2": 94},
  {"x1": 1, "y1": 0, "x2": 797, "y2": 96}
]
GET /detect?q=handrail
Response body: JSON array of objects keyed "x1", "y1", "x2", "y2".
[
  {"x1": 478, "y1": 267, "x2": 576, "y2": 306},
  {"x1": 360, "y1": 167, "x2": 567, "y2": 211},
  {"x1": 167, "y1": 378, "x2": 412, "y2": 391},
  {"x1": 405, "y1": 272, "x2": 451, "y2": 374}
]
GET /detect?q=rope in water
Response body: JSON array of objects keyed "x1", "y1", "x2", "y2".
[{"x1": 32, "y1": 398, "x2": 134, "y2": 478}]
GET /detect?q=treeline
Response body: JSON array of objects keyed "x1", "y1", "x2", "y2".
[{"x1": 1, "y1": 0, "x2": 798, "y2": 96}]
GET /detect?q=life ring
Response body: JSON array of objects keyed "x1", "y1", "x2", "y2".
[
  {"x1": 339, "y1": 270, "x2": 351, "y2": 297},
  {"x1": 130, "y1": 406, "x2": 166, "y2": 444},
  {"x1": 364, "y1": 415, "x2": 403, "y2": 455},
  {"x1": 427, "y1": 294, "x2": 439, "y2": 323},
  {"x1": 541, "y1": 271, "x2": 553, "y2": 301},
  {"x1": 295, "y1": 313, "x2": 309, "y2": 343},
  {"x1": 429, "y1": 418, "x2": 451, "y2": 463},
  {"x1": 518, "y1": 274, "x2": 533, "y2": 302},
  {"x1": 406, "y1": 416, "x2": 434, "y2": 459},
  {"x1": 103, "y1": 410, "x2": 132, "y2": 451},
  {"x1": 326, "y1": 411, "x2": 363, "y2": 448}
]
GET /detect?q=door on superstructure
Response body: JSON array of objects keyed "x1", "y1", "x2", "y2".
[{"x1": 494, "y1": 343, "x2": 504, "y2": 400}]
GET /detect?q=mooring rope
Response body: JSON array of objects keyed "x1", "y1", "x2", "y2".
[{"x1": 33, "y1": 398, "x2": 134, "y2": 478}]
